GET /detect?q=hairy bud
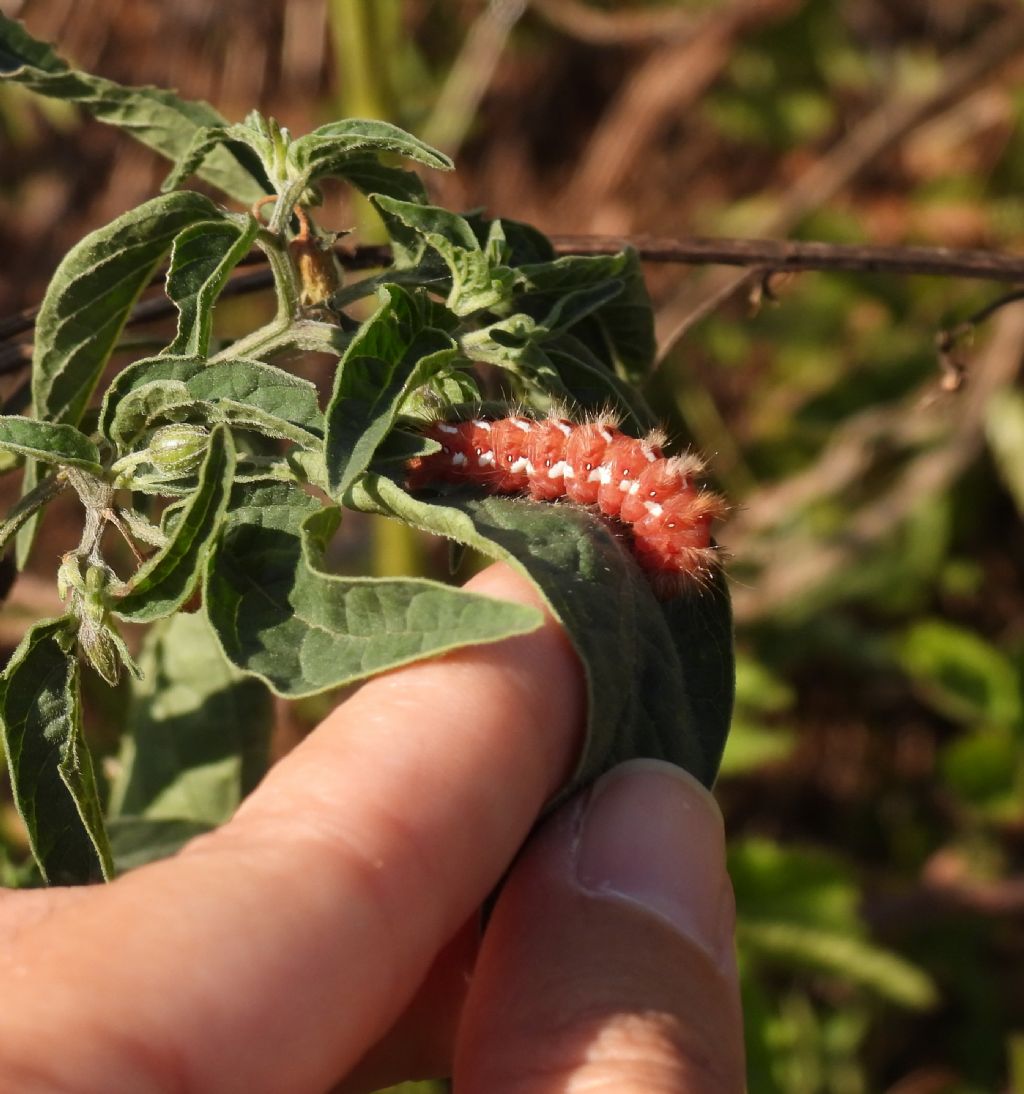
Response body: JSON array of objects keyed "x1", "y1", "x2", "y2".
[{"x1": 146, "y1": 423, "x2": 210, "y2": 477}]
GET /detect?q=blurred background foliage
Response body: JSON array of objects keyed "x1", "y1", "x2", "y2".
[{"x1": 3, "y1": 0, "x2": 1024, "y2": 1090}]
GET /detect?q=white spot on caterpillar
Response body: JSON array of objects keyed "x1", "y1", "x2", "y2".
[
  {"x1": 451, "y1": 452, "x2": 467, "y2": 466},
  {"x1": 478, "y1": 451, "x2": 495, "y2": 467},
  {"x1": 644, "y1": 501, "x2": 663, "y2": 517},
  {"x1": 551, "y1": 420, "x2": 573, "y2": 437},
  {"x1": 473, "y1": 419, "x2": 492, "y2": 432},
  {"x1": 589, "y1": 465, "x2": 612, "y2": 484},
  {"x1": 510, "y1": 457, "x2": 534, "y2": 474},
  {"x1": 628, "y1": 481, "x2": 641, "y2": 495},
  {"x1": 548, "y1": 460, "x2": 571, "y2": 479},
  {"x1": 511, "y1": 419, "x2": 533, "y2": 433},
  {"x1": 644, "y1": 447, "x2": 658, "y2": 462},
  {"x1": 437, "y1": 423, "x2": 459, "y2": 435},
  {"x1": 598, "y1": 427, "x2": 614, "y2": 444},
  {"x1": 618, "y1": 479, "x2": 631, "y2": 493}
]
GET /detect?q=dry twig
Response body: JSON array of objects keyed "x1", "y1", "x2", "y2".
[{"x1": 655, "y1": 6, "x2": 1024, "y2": 363}]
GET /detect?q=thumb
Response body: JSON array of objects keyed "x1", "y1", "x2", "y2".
[{"x1": 454, "y1": 759, "x2": 744, "y2": 1093}]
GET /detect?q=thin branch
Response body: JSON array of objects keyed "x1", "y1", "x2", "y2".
[
  {"x1": 549, "y1": 235, "x2": 1024, "y2": 281},
  {"x1": 654, "y1": 5, "x2": 1024, "y2": 363},
  {"x1": 5, "y1": 235, "x2": 1024, "y2": 358}
]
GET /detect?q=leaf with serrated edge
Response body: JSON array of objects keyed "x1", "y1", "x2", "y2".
[
  {"x1": 102, "y1": 355, "x2": 323, "y2": 449},
  {"x1": 163, "y1": 216, "x2": 259, "y2": 356},
  {"x1": 0, "y1": 417, "x2": 101, "y2": 471},
  {"x1": 33, "y1": 191, "x2": 220, "y2": 427},
  {"x1": 114, "y1": 426, "x2": 235, "y2": 623},
  {"x1": 0, "y1": 16, "x2": 267, "y2": 202},
  {"x1": 0, "y1": 617, "x2": 112, "y2": 884},
  {"x1": 350, "y1": 476, "x2": 734, "y2": 794},
  {"x1": 108, "y1": 612, "x2": 272, "y2": 830},
  {"x1": 204, "y1": 482, "x2": 542, "y2": 697}
]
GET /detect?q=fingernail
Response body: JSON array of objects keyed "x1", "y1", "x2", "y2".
[{"x1": 574, "y1": 759, "x2": 734, "y2": 964}]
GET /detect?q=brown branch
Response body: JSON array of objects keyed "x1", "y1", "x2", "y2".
[
  {"x1": 654, "y1": 5, "x2": 1024, "y2": 363},
  {"x1": 5, "y1": 235, "x2": 1024, "y2": 360},
  {"x1": 550, "y1": 235, "x2": 1024, "y2": 281}
]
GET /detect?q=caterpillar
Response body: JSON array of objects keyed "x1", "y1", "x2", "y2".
[{"x1": 406, "y1": 414, "x2": 727, "y2": 598}]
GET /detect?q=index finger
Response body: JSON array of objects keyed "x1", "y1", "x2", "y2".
[{"x1": 0, "y1": 563, "x2": 585, "y2": 1094}]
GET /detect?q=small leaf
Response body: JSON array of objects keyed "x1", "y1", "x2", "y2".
[
  {"x1": 0, "y1": 617, "x2": 112, "y2": 884},
  {"x1": 289, "y1": 118, "x2": 452, "y2": 186},
  {"x1": 32, "y1": 190, "x2": 220, "y2": 427},
  {"x1": 114, "y1": 425, "x2": 235, "y2": 623},
  {"x1": 373, "y1": 197, "x2": 516, "y2": 316},
  {"x1": 204, "y1": 483, "x2": 543, "y2": 697},
  {"x1": 0, "y1": 416, "x2": 102, "y2": 471},
  {"x1": 102, "y1": 355, "x2": 323, "y2": 449},
  {"x1": 0, "y1": 15, "x2": 267, "y2": 202},
  {"x1": 163, "y1": 215, "x2": 260, "y2": 356},
  {"x1": 325, "y1": 284, "x2": 459, "y2": 498},
  {"x1": 350, "y1": 477, "x2": 734, "y2": 792},
  {"x1": 108, "y1": 612, "x2": 272, "y2": 829}
]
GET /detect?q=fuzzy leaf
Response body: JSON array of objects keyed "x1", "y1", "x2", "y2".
[
  {"x1": 102, "y1": 355, "x2": 323, "y2": 449},
  {"x1": 350, "y1": 477, "x2": 734, "y2": 792},
  {"x1": 163, "y1": 215, "x2": 260, "y2": 356},
  {"x1": 108, "y1": 612, "x2": 272, "y2": 829},
  {"x1": 372, "y1": 197, "x2": 516, "y2": 315},
  {"x1": 325, "y1": 284, "x2": 459, "y2": 497},
  {"x1": 0, "y1": 16, "x2": 267, "y2": 202},
  {"x1": 0, "y1": 617, "x2": 112, "y2": 884},
  {"x1": 32, "y1": 191, "x2": 220, "y2": 427},
  {"x1": 289, "y1": 118, "x2": 452, "y2": 185},
  {"x1": 114, "y1": 426, "x2": 235, "y2": 622},
  {"x1": 204, "y1": 483, "x2": 542, "y2": 697},
  {"x1": 0, "y1": 417, "x2": 101, "y2": 471}
]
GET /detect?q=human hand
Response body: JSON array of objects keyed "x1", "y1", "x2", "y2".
[{"x1": 0, "y1": 564, "x2": 743, "y2": 1093}]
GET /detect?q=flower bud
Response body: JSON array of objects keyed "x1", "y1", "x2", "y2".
[{"x1": 147, "y1": 423, "x2": 209, "y2": 477}]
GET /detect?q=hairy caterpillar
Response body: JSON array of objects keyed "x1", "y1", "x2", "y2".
[{"x1": 406, "y1": 415, "x2": 726, "y2": 597}]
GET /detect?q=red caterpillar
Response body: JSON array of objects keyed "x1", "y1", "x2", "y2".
[{"x1": 406, "y1": 415, "x2": 726, "y2": 597}]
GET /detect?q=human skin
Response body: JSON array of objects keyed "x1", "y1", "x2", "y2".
[{"x1": 0, "y1": 563, "x2": 744, "y2": 1093}]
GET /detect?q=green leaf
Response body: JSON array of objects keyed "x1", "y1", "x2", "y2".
[
  {"x1": 0, "y1": 472, "x2": 65, "y2": 555},
  {"x1": 108, "y1": 612, "x2": 272, "y2": 829},
  {"x1": 986, "y1": 389, "x2": 1024, "y2": 517},
  {"x1": 373, "y1": 197, "x2": 516, "y2": 315},
  {"x1": 738, "y1": 921, "x2": 938, "y2": 1010},
  {"x1": 289, "y1": 118, "x2": 452, "y2": 190},
  {"x1": 114, "y1": 425, "x2": 235, "y2": 622},
  {"x1": 163, "y1": 215, "x2": 260, "y2": 356},
  {"x1": 350, "y1": 476, "x2": 734, "y2": 791},
  {"x1": 102, "y1": 355, "x2": 323, "y2": 450},
  {"x1": 897, "y1": 619, "x2": 1022, "y2": 730},
  {"x1": 0, "y1": 617, "x2": 112, "y2": 884},
  {"x1": 325, "y1": 284, "x2": 459, "y2": 498},
  {"x1": 520, "y1": 250, "x2": 656, "y2": 380},
  {"x1": 32, "y1": 190, "x2": 220, "y2": 427},
  {"x1": 107, "y1": 817, "x2": 213, "y2": 873},
  {"x1": 0, "y1": 15, "x2": 267, "y2": 203},
  {"x1": 204, "y1": 482, "x2": 543, "y2": 697},
  {"x1": 0, "y1": 417, "x2": 101, "y2": 471},
  {"x1": 339, "y1": 157, "x2": 432, "y2": 267}
]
